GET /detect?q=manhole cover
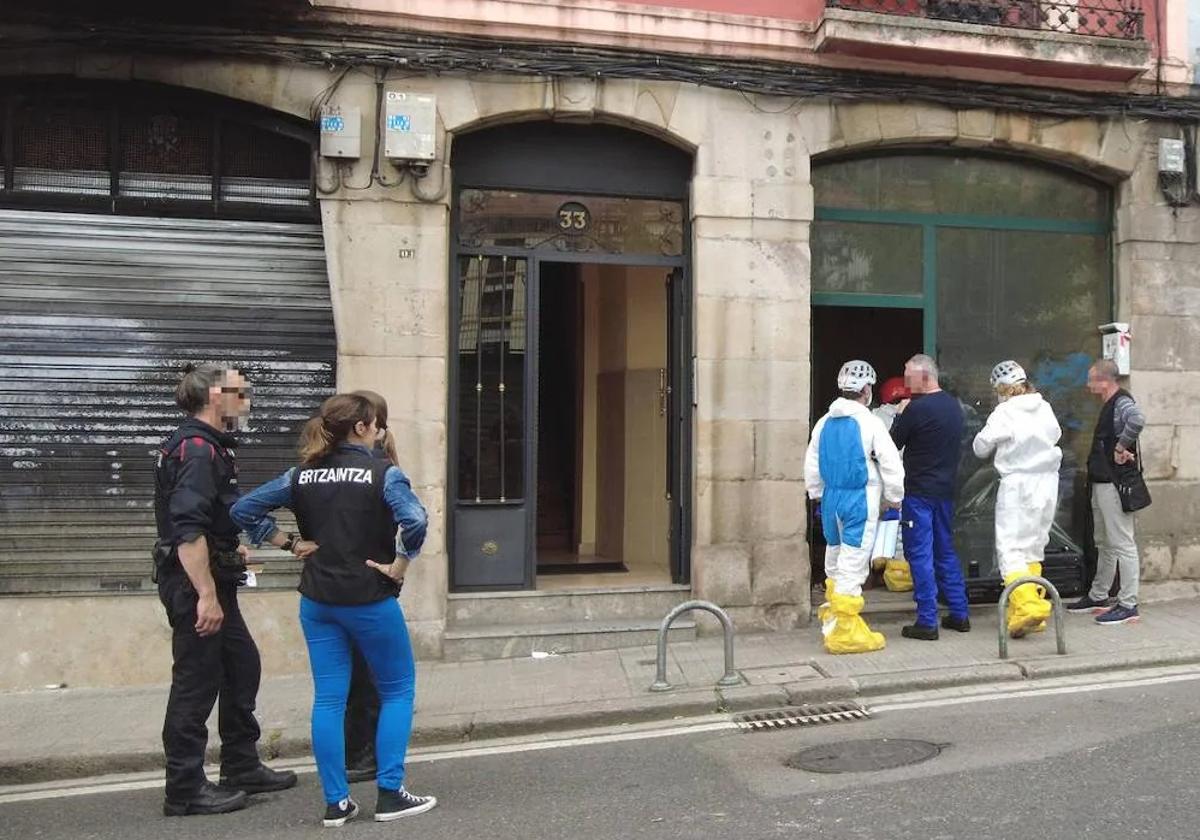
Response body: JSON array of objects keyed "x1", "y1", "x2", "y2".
[{"x1": 786, "y1": 739, "x2": 941, "y2": 774}]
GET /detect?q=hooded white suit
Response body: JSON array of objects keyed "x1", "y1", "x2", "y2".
[{"x1": 972, "y1": 393, "x2": 1063, "y2": 579}]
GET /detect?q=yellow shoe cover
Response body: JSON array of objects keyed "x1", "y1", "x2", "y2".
[
  {"x1": 823, "y1": 593, "x2": 886, "y2": 655},
  {"x1": 1029, "y1": 562, "x2": 1048, "y2": 598},
  {"x1": 1022, "y1": 563, "x2": 1050, "y2": 636},
  {"x1": 817, "y1": 578, "x2": 834, "y2": 624},
  {"x1": 1005, "y1": 567, "x2": 1052, "y2": 639},
  {"x1": 882, "y1": 558, "x2": 914, "y2": 592}
]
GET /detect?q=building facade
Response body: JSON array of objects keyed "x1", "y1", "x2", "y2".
[{"x1": 2, "y1": 0, "x2": 1199, "y2": 688}]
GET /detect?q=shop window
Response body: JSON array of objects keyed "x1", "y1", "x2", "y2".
[
  {"x1": 812, "y1": 220, "x2": 923, "y2": 295},
  {"x1": 813, "y1": 152, "x2": 1112, "y2": 577},
  {"x1": 11, "y1": 97, "x2": 111, "y2": 196},
  {"x1": 0, "y1": 81, "x2": 316, "y2": 219}
]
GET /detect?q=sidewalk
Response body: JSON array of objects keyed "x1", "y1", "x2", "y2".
[{"x1": 3, "y1": 596, "x2": 1199, "y2": 785}]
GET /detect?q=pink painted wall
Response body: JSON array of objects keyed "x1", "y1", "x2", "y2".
[{"x1": 635, "y1": 0, "x2": 824, "y2": 23}]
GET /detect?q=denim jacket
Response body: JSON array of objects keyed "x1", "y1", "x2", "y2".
[{"x1": 230, "y1": 444, "x2": 427, "y2": 559}]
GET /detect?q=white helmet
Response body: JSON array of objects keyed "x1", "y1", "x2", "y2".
[
  {"x1": 837, "y1": 359, "x2": 877, "y2": 392},
  {"x1": 990, "y1": 360, "x2": 1026, "y2": 388}
]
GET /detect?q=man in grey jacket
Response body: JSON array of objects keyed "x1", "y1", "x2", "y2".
[{"x1": 1068, "y1": 359, "x2": 1146, "y2": 625}]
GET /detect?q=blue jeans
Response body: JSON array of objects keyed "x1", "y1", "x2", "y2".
[
  {"x1": 299, "y1": 596, "x2": 416, "y2": 804},
  {"x1": 902, "y1": 496, "x2": 970, "y2": 628}
]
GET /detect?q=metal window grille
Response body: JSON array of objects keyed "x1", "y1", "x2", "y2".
[{"x1": 825, "y1": 0, "x2": 1144, "y2": 39}]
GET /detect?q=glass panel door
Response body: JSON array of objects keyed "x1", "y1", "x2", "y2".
[{"x1": 451, "y1": 254, "x2": 533, "y2": 589}]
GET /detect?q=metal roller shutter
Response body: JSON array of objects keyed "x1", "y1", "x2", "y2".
[{"x1": 0, "y1": 209, "x2": 336, "y2": 594}]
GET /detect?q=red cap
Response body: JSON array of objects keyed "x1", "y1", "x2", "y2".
[{"x1": 880, "y1": 377, "x2": 910, "y2": 405}]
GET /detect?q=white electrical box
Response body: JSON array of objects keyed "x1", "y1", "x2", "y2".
[
  {"x1": 1159, "y1": 138, "x2": 1185, "y2": 174},
  {"x1": 1100, "y1": 322, "x2": 1132, "y2": 376},
  {"x1": 320, "y1": 106, "x2": 362, "y2": 159},
  {"x1": 384, "y1": 92, "x2": 437, "y2": 162}
]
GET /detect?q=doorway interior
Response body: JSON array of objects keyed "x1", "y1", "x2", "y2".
[
  {"x1": 808, "y1": 305, "x2": 924, "y2": 591},
  {"x1": 536, "y1": 262, "x2": 673, "y2": 588}
]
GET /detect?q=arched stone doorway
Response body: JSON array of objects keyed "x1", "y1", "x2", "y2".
[{"x1": 447, "y1": 121, "x2": 695, "y2": 592}]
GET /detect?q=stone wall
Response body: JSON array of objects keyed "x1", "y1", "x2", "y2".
[
  {"x1": 1116, "y1": 137, "x2": 1200, "y2": 583},
  {"x1": 1, "y1": 53, "x2": 1198, "y2": 688}
]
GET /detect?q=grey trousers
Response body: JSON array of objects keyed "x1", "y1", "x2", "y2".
[{"x1": 1088, "y1": 482, "x2": 1140, "y2": 608}]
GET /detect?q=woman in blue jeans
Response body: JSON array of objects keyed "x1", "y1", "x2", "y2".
[{"x1": 231, "y1": 392, "x2": 436, "y2": 827}]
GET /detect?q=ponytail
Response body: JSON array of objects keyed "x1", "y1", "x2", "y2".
[
  {"x1": 380, "y1": 429, "x2": 400, "y2": 467},
  {"x1": 298, "y1": 416, "x2": 335, "y2": 465}
]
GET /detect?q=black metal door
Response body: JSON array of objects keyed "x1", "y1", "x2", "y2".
[
  {"x1": 667, "y1": 267, "x2": 692, "y2": 584},
  {"x1": 450, "y1": 254, "x2": 534, "y2": 589}
]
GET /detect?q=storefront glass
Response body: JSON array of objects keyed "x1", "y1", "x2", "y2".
[{"x1": 813, "y1": 153, "x2": 1112, "y2": 580}]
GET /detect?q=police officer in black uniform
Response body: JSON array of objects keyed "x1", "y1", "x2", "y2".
[{"x1": 154, "y1": 364, "x2": 297, "y2": 816}]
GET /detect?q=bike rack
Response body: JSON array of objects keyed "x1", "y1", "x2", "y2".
[
  {"x1": 997, "y1": 575, "x2": 1068, "y2": 660},
  {"x1": 649, "y1": 600, "x2": 742, "y2": 692}
]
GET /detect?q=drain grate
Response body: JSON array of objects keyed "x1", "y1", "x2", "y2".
[{"x1": 732, "y1": 702, "x2": 870, "y2": 732}]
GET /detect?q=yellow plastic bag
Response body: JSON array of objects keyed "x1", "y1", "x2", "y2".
[{"x1": 883, "y1": 558, "x2": 914, "y2": 592}]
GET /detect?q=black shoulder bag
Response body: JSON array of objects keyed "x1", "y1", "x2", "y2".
[{"x1": 1107, "y1": 450, "x2": 1152, "y2": 514}]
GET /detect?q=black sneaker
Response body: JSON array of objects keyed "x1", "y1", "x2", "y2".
[
  {"x1": 323, "y1": 797, "x2": 360, "y2": 828},
  {"x1": 941, "y1": 615, "x2": 971, "y2": 633},
  {"x1": 375, "y1": 787, "x2": 438, "y2": 822},
  {"x1": 163, "y1": 781, "x2": 248, "y2": 817},
  {"x1": 1066, "y1": 594, "x2": 1114, "y2": 614},
  {"x1": 219, "y1": 764, "x2": 298, "y2": 794},
  {"x1": 901, "y1": 623, "x2": 939, "y2": 641}
]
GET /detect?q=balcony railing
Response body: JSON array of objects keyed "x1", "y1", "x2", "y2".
[{"x1": 825, "y1": 0, "x2": 1144, "y2": 40}]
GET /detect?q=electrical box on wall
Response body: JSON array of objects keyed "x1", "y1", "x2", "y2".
[
  {"x1": 320, "y1": 106, "x2": 362, "y2": 159},
  {"x1": 1100, "y1": 322, "x2": 1131, "y2": 376},
  {"x1": 384, "y1": 92, "x2": 436, "y2": 162},
  {"x1": 1159, "y1": 138, "x2": 1186, "y2": 174}
]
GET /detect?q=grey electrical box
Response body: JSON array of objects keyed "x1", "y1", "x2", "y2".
[
  {"x1": 320, "y1": 106, "x2": 362, "y2": 159},
  {"x1": 384, "y1": 92, "x2": 437, "y2": 162},
  {"x1": 1159, "y1": 138, "x2": 1185, "y2": 174}
]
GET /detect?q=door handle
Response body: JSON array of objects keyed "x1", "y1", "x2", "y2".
[{"x1": 658, "y1": 367, "x2": 669, "y2": 416}]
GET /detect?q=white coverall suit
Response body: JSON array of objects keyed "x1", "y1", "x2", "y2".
[
  {"x1": 871, "y1": 403, "x2": 900, "y2": 432},
  {"x1": 972, "y1": 392, "x2": 1063, "y2": 580},
  {"x1": 805, "y1": 398, "x2": 906, "y2": 598}
]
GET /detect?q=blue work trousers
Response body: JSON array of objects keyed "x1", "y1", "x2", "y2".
[{"x1": 902, "y1": 496, "x2": 970, "y2": 628}]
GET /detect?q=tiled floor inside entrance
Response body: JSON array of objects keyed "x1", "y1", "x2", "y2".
[{"x1": 537, "y1": 566, "x2": 675, "y2": 590}]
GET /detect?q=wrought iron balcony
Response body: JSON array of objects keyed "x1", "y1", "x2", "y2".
[{"x1": 824, "y1": 0, "x2": 1144, "y2": 40}]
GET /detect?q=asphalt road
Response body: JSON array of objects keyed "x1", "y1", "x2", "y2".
[{"x1": 6, "y1": 673, "x2": 1200, "y2": 839}]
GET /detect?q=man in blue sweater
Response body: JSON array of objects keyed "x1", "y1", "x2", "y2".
[{"x1": 890, "y1": 354, "x2": 971, "y2": 640}]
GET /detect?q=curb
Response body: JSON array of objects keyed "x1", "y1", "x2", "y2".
[
  {"x1": 6, "y1": 645, "x2": 1200, "y2": 787},
  {"x1": 0, "y1": 688, "x2": 726, "y2": 787}
]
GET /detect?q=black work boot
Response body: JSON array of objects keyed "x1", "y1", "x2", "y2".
[
  {"x1": 941, "y1": 615, "x2": 971, "y2": 633},
  {"x1": 901, "y1": 623, "x2": 939, "y2": 641},
  {"x1": 347, "y1": 753, "x2": 378, "y2": 784},
  {"x1": 219, "y1": 764, "x2": 298, "y2": 794},
  {"x1": 163, "y1": 781, "x2": 248, "y2": 817}
]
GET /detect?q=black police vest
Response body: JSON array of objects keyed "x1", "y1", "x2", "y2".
[
  {"x1": 290, "y1": 447, "x2": 398, "y2": 606},
  {"x1": 1088, "y1": 388, "x2": 1134, "y2": 484}
]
